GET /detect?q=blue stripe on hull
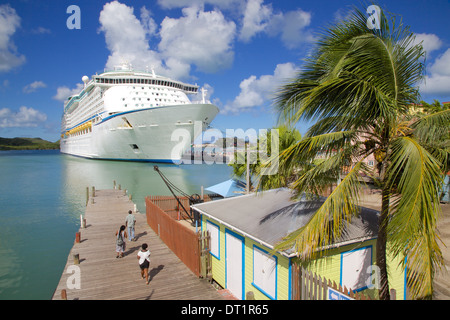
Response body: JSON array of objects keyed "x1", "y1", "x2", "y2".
[{"x1": 60, "y1": 152, "x2": 180, "y2": 164}]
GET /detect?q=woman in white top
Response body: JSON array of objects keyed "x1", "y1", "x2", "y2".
[{"x1": 137, "y1": 243, "x2": 151, "y2": 284}]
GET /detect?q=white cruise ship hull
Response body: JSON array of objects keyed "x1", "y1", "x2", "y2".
[{"x1": 60, "y1": 103, "x2": 219, "y2": 163}]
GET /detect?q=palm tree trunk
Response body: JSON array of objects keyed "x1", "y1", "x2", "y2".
[
  {"x1": 377, "y1": 147, "x2": 391, "y2": 300},
  {"x1": 377, "y1": 185, "x2": 391, "y2": 300}
]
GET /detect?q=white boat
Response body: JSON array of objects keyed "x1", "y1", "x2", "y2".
[{"x1": 60, "y1": 63, "x2": 219, "y2": 163}]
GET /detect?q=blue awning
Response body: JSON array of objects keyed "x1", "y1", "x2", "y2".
[{"x1": 205, "y1": 179, "x2": 247, "y2": 198}]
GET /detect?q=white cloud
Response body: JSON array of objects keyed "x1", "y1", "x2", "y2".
[
  {"x1": 239, "y1": 0, "x2": 272, "y2": 42},
  {"x1": 140, "y1": 6, "x2": 158, "y2": 37},
  {"x1": 0, "y1": 4, "x2": 25, "y2": 72},
  {"x1": 98, "y1": 1, "x2": 163, "y2": 74},
  {"x1": 273, "y1": 9, "x2": 314, "y2": 49},
  {"x1": 157, "y1": 0, "x2": 243, "y2": 10},
  {"x1": 53, "y1": 83, "x2": 84, "y2": 102},
  {"x1": 239, "y1": 0, "x2": 314, "y2": 48},
  {"x1": 158, "y1": 6, "x2": 236, "y2": 74},
  {"x1": 430, "y1": 48, "x2": 450, "y2": 76},
  {"x1": 413, "y1": 33, "x2": 443, "y2": 56},
  {"x1": 421, "y1": 48, "x2": 450, "y2": 96},
  {"x1": 31, "y1": 27, "x2": 51, "y2": 35},
  {"x1": 0, "y1": 106, "x2": 47, "y2": 128},
  {"x1": 98, "y1": 1, "x2": 237, "y2": 80},
  {"x1": 222, "y1": 62, "x2": 298, "y2": 114},
  {"x1": 23, "y1": 81, "x2": 47, "y2": 94}
]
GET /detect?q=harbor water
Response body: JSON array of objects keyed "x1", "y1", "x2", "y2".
[{"x1": 0, "y1": 150, "x2": 233, "y2": 300}]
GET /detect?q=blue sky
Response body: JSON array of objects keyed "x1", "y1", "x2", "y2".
[{"x1": 0, "y1": 0, "x2": 449, "y2": 142}]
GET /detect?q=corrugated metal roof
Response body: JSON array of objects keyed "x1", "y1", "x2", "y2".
[{"x1": 192, "y1": 188, "x2": 379, "y2": 256}]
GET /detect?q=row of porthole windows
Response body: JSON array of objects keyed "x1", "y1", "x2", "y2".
[
  {"x1": 125, "y1": 103, "x2": 159, "y2": 108},
  {"x1": 123, "y1": 97, "x2": 186, "y2": 105},
  {"x1": 132, "y1": 86, "x2": 185, "y2": 98},
  {"x1": 128, "y1": 97, "x2": 171, "y2": 102}
]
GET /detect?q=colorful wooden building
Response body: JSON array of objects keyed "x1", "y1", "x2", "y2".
[{"x1": 191, "y1": 188, "x2": 406, "y2": 300}]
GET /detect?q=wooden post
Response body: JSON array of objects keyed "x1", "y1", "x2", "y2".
[
  {"x1": 92, "y1": 186, "x2": 95, "y2": 197},
  {"x1": 86, "y1": 187, "x2": 89, "y2": 206},
  {"x1": 73, "y1": 254, "x2": 80, "y2": 265},
  {"x1": 82, "y1": 218, "x2": 86, "y2": 228},
  {"x1": 114, "y1": 180, "x2": 116, "y2": 189},
  {"x1": 61, "y1": 289, "x2": 67, "y2": 300},
  {"x1": 75, "y1": 232, "x2": 81, "y2": 243},
  {"x1": 246, "y1": 144, "x2": 250, "y2": 194},
  {"x1": 199, "y1": 232, "x2": 205, "y2": 279},
  {"x1": 246, "y1": 291, "x2": 255, "y2": 300},
  {"x1": 390, "y1": 289, "x2": 396, "y2": 300}
]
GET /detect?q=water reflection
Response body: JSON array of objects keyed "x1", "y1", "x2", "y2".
[
  {"x1": 61, "y1": 154, "x2": 233, "y2": 213},
  {"x1": 0, "y1": 150, "x2": 233, "y2": 299}
]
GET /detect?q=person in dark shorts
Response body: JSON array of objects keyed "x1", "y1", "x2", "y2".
[{"x1": 137, "y1": 243, "x2": 151, "y2": 284}]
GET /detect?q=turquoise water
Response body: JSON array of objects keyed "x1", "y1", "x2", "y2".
[{"x1": 0, "y1": 150, "x2": 233, "y2": 300}]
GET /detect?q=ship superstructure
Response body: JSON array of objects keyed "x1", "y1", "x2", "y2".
[{"x1": 60, "y1": 63, "x2": 219, "y2": 163}]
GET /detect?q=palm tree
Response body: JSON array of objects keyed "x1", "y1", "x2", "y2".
[
  {"x1": 271, "y1": 5, "x2": 450, "y2": 299},
  {"x1": 419, "y1": 99, "x2": 450, "y2": 114},
  {"x1": 229, "y1": 125, "x2": 302, "y2": 191}
]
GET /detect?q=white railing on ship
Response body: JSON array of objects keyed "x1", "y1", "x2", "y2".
[{"x1": 191, "y1": 100, "x2": 212, "y2": 104}]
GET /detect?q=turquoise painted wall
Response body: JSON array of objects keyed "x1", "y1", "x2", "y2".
[
  {"x1": 202, "y1": 216, "x2": 290, "y2": 300},
  {"x1": 302, "y1": 240, "x2": 406, "y2": 300},
  {"x1": 202, "y1": 215, "x2": 406, "y2": 300}
]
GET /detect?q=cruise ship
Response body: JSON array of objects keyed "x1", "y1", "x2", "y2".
[{"x1": 60, "y1": 63, "x2": 219, "y2": 163}]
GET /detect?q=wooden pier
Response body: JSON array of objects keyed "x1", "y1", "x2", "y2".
[{"x1": 52, "y1": 188, "x2": 225, "y2": 300}]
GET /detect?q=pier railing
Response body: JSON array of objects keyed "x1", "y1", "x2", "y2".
[{"x1": 145, "y1": 195, "x2": 212, "y2": 278}]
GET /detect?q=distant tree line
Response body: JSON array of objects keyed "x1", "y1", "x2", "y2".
[{"x1": 0, "y1": 137, "x2": 60, "y2": 150}]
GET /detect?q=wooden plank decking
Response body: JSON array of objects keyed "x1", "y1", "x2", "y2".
[{"x1": 52, "y1": 189, "x2": 225, "y2": 300}]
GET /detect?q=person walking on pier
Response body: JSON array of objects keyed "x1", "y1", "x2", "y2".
[
  {"x1": 115, "y1": 225, "x2": 127, "y2": 258},
  {"x1": 137, "y1": 243, "x2": 151, "y2": 284},
  {"x1": 125, "y1": 210, "x2": 136, "y2": 242}
]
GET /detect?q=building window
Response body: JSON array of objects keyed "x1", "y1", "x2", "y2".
[
  {"x1": 340, "y1": 246, "x2": 372, "y2": 292},
  {"x1": 206, "y1": 220, "x2": 220, "y2": 259},
  {"x1": 252, "y1": 246, "x2": 277, "y2": 299}
]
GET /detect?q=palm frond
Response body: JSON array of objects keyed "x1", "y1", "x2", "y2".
[
  {"x1": 412, "y1": 109, "x2": 450, "y2": 173},
  {"x1": 386, "y1": 136, "x2": 444, "y2": 298},
  {"x1": 281, "y1": 130, "x2": 358, "y2": 164},
  {"x1": 271, "y1": 3, "x2": 443, "y2": 299},
  {"x1": 274, "y1": 160, "x2": 366, "y2": 260}
]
